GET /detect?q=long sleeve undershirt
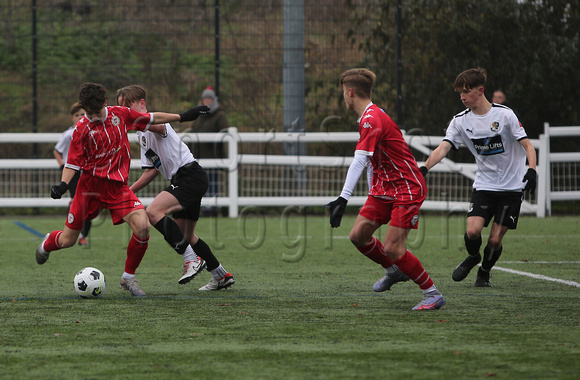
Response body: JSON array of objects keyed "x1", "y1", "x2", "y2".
[{"x1": 339, "y1": 153, "x2": 370, "y2": 200}]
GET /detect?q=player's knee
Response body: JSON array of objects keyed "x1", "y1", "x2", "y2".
[
  {"x1": 465, "y1": 229, "x2": 481, "y2": 240},
  {"x1": 145, "y1": 208, "x2": 163, "y2": 225},
  {"x1": 132, "y1": 217, "x2": 151, "y2": 239},
  {"x1": 349, "y1": 230, "x2": 366, "y2": 247},
  {"x1": 487, "y1": 236, "x2": 502, "y2": 250}
]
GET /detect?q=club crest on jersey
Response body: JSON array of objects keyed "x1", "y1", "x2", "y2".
[
  {"x1": 491, "y1": 121, "x2": 500, "y2": 132},
  {"x1": 68, "y1": 212, "x2": 75, "y2": 224},
  {"x1": 410, "y1": 214, "x2": 419, "y2": 227},
  {"x1": 112, "y1": 115, "x2": 120, "y2": 126},
  {"x1": 141, "y1": 135, "x2": 147, "y2": 147}
]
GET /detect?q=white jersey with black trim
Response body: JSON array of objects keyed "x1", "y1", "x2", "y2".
[
  {"x1": 137, "y1": 123, "x2": 196, "y2": 180},
  {"x1": 54, "y1": 126, "x2": 75, "y2": 164},
  {"x1": 444, "y1": 103, "x2": 528, "y2": 191}
]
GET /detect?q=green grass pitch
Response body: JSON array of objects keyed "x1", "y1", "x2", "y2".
[{"x1": 0, "y1": 213, "x2": 578, "y2": 379}]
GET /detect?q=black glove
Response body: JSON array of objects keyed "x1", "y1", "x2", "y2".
[
  {"x1": 522, "y1": 168, "x2": 537, "y2": 194},
  {"x1": 51, "y1": 181, "x2": 69, "y2": 199},
  {"x1": 179, "y1": 106, "x2": 210, "y2": 122},
  {"x1": 324, "y1": 196, "x2": 348, "y2": 228},
  {"x1": 419, "y1": 166, "x2": 428, "y2": 178}
]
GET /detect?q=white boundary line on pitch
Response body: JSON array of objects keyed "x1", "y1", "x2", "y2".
[
  {"x1": 499, "y1": 261, "x2": 580, "y2": 264},
  {"x1": 492, "y1": 265, "x2": 580, "y2": 288}
]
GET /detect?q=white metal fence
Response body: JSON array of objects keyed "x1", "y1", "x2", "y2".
[{"x1": 1, "y1": 125, "x2": 577, "y2": 217}]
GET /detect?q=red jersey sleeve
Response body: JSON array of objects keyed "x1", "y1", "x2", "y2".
[{"x1": 110, "y1": 106, "x2": 153, "y2": 132}]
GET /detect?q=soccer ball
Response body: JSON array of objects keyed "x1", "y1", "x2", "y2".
[{"x1": 74, "y1": 267, "x2": 106, "y2": 298}]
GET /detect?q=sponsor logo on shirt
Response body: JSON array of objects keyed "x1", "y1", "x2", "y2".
[
  {"x1": 95, "y1": 146, "x2": 122, "y2": 159},
  {"x1": 471, "y1": 135, "x2": 505, "y2": 155},
  {"x1": 363, "y1": 114, "x2": 374, "y2": 119},
  {"x1": 362, "y1": 121, "x2": 372, "y2": 129}
]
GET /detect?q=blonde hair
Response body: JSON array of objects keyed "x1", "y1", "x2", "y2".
[{"x1": 339, "y1": 68, "x2": 376, "y2": 99}]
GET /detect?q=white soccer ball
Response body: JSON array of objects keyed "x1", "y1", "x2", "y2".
[{"x1": 74, "y1": 267, "x2": 106, "y2": 298}]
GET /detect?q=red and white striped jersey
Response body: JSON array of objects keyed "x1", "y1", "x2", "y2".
[
  {"x1": 355, "y1": 103, "x2": 426, "y2": 201},
  {"x1": 66, "y1": 106, "x2": 152, "y2": 183}
]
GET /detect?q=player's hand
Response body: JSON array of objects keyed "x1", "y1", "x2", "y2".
[
  {"x1": 50, "y1": 181, "x2": 69, "y2": 199},
  {"x1": 419, "y1": 166, "x2": 428, "y2": 178},
  {"x1": 324, "y1": 196, "x2": 348, "y2": 228},
  {"x1": 522, "y1": 168, "x2": 537, "y2": 194},
  {"x1": 179, "y1": 106, "x2": 211, "y2": 122}
]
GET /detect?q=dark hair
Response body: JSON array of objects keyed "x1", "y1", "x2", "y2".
[
  {"x1": 78, "y1": 83, "x2": 107, "y2": 114},
  {"x1": 116, "y1": 84, "x2": 147, "y2": 107},
  {"x1": 454, "y1": 67, "x2": 487, "y2": 92},
  {"x1": 69, "y1": 102, "x2": 83, "y2": 115},
  {"x1": 339, "y1": 68, "x2": 376, "y2": 99}
]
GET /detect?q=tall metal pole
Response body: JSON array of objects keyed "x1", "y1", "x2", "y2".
[
  {"x1": 396, "y1": 0, "x2": 403, "y2": 126},
  {"x1": 283, "y1": 0, "x2": 306, "y2": 194},
  {"x1": 214, "y1": 0, "x2": 220, "y2": 97},
  {"x1": 32, "y1": 0, "x2": 38, "y2": 154}
]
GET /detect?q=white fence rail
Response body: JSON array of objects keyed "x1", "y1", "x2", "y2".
[
  {"x1": 1, "y1": 125, "x2": 577, "y2": 217},
  {"x1": 537, "y1": 123, "x2": 580, "y2": 217}
]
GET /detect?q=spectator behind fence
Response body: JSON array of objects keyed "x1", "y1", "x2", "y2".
[
  {"x1": 183, "y1": 86, "x2": 229, "y2": 216},
  {"x1": 493, "y1": 89, "x2": 522, "y2": 121},
  {"x1": 53, "y1": 102, "x2": 92, "y2": 247}
]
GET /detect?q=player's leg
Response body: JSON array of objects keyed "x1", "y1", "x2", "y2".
[
  {"x1": 119, "y1": 208, "x2": 150, "y2": 296},
  {"x1": 452, "y1": 216, "x2": 486, "y2": 281},
  {"x1": 177, "y1": 218, "x2": 234, "y2": 291},
  {"x1": 475, "y1": 192, "x2": 521, "y2": 287},
  {"x1": 35, "y1": 185, "x2": 89, "y2": 264},
  {"x1": 78, "y1": 219, "x2": 92, "y2": 247},
  {"x1": 475, "y1": 222, "x2": 509, "y2": 287},
  {"x1": 35, "y1": 226, "x2": 82, "y2": 264},
  {"x1": 453, "y1": 190, "x2": 491, "y2": 282},
  {"x1": 147, "y1": 191, "x2": 206, "y2": 284},
  {"x1": 384, "y1": 203, "x2": 445, "y2": 310},
  {"x1": 354, "y1": 198, "x2": 410, "y2": 291}
]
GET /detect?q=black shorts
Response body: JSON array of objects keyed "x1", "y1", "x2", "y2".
[
  {"x1": 468, "y1": 190, "x2": 523, "y2": 229},
  {"x1": 165, "y1": 162, "x2": 208, "y2": 221}
]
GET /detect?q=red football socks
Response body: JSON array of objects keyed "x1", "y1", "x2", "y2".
[
  {"x1": 394, "y1": 250, "x2": 434, "y2": 290},
  {"x1": 358, "y1": 237, "x2": 395, "y2": 268},
  {"x1": 124, "y1": 233, "x2": 149, "y2": 275}
]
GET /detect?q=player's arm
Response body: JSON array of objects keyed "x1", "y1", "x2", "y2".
[
  {"x1": 50, "y1": 167, "x2": 76, "y2": 199},
  {"x1": 152, "y1": 105, "x2": 210, "y2": 124},
  {"x1": 325, "y1": 153, "x2": 369, "y2": 228},
  {"x1": 130, "y1": 168, "x2": 160, "y2": 193},
  {"x1": 53, "y1": 150, "x2": 64, "y2": 168},
  {"x1": 148, "y1": 123, "x2": 167, "y2": 137},
  {"x1": 519, "y1": 138, "x2": 537, "y2": 193},
  {"x1": 519, "y1": 138, "x2": 536, "y2": 170},
  {"x1": 420, "y1": 141, "x2": 453, "y2": 176}
]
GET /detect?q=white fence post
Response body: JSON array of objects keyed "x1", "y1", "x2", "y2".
[
  {"x1": 226, "y1": 127, "x2": 240, "y2": 218},
  {"x1": 537, "y1": 123, "x2": 550, "y2": 217}
]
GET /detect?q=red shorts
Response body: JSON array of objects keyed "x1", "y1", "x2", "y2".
[
  {"x1": 359, "y1": 195, "x2": 424, "y2": 229},
  {"x1": 66, "y1": 173, "x2": 145, "y2": 230}
]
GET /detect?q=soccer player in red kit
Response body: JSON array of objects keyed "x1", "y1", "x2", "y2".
[
  {"x1": 325, "y1": 68, "x2": 445, "y2": 310},
  {"x1": 35, "y1": 82, "x2": 209, "y2": 296}
]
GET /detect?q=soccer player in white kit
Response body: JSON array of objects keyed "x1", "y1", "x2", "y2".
[
  {"x1": 421, "y1": 67, "x2": 537, "y2": 287},
  {"x1": 118, "y1": 85, "x2": 235, "y2": 291}
]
